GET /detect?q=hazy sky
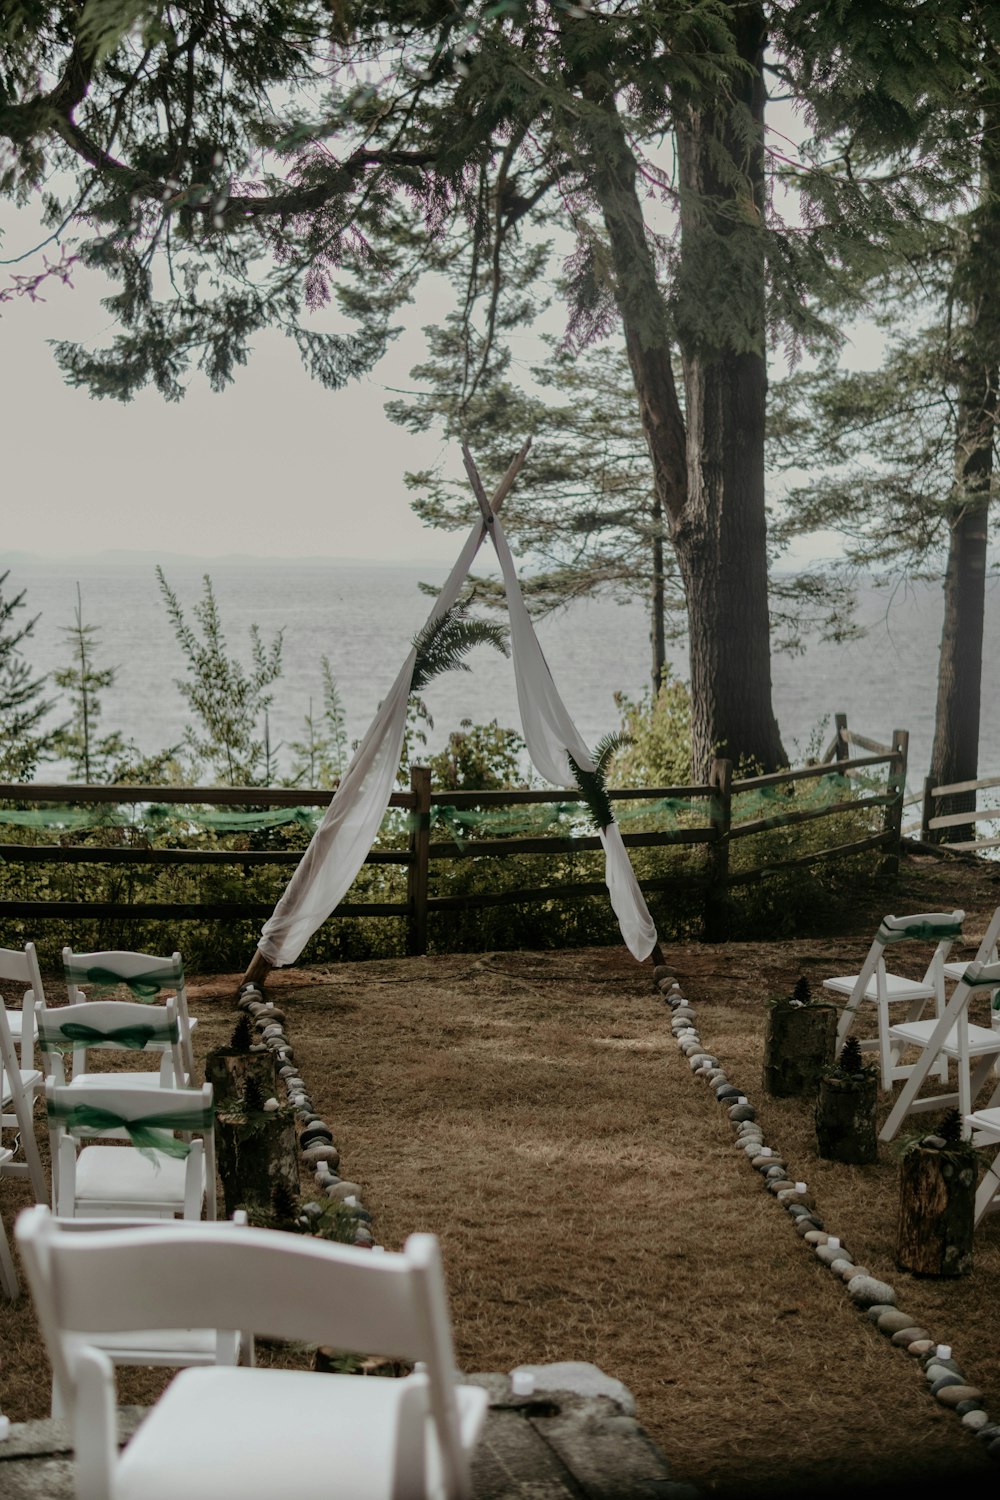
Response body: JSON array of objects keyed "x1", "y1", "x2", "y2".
[{"x1": 2, "y1": 211, "x2": 466, "y2": 565}]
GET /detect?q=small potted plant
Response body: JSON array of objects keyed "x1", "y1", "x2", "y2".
[
  {"x1": 815, "y1": 1035, "x2": 878, "y2": 1164},
  {"x1": 763, "y1": 975, "x2": 838, "y2": 1098},
  {"x1": 896, "y1": 1108, "x2": 976, "y2": 1276}
]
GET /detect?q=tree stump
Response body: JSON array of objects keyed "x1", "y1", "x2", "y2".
[
  {"x1": 215, "y1": 1107, "x2": 300, "y2": 1216},
  {"x1": 896, "y1": 1142, "x2": 976, "y2": 1276},
  {"x1": 763, "y1": 1004, "x2": 837, "y2": 1097},
  {"x1": 204, "y1": 1046, "x2": 278, "y2": 1110},
  {"x1": 815, "y1": 1074, "x2": 878, "y2": 1164}
]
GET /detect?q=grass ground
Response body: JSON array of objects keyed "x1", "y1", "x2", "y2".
[{"x1": 2, "y1": 843, "x2": 999, "y2": 1496}]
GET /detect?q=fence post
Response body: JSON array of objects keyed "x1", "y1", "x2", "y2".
[
  {"x1": 406, "y1": 765, "x2": 431, "y2": 956},
  {"x1": 834, "y1": 712, "x2": 849, "y2": 764},
  {"x1": 704, "y1": 758, "x2": 732, "y2": 942},
  {"x1": 880, "y1": 728, "x2": 908, "y2": 876},
  {"x1": 921, "y1": 773, "x2": 937, "y2": 845}
]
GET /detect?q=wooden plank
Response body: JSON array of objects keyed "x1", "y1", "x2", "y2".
[
  {"x1": 725, "y1": 830, "x2": 891, "y2": 886},
  {"x1": 727, "y1": 793, "x2": 894, "y2": 842},
  {"x1": 429, "y1": 786, "x2": 709, "y2": 810},
  {"x1": 427, "y1": 828, "x2": 712, "y2": 860},
  {"x1": 734, "y1": 753, "x2": 890, "y2": 793},
  {"x1": 0, "y1": 845, "x2": 412, "y2": 867},
  {"x1": 427, "y1": 873, "x2": 704, "y2": 914},
  {"x1": 932, "y1": 774, "x2": 1000, "y2": 797},
  {"x1": 406, "y1": 765, "x2": 432, "y2": 956},
  {"x1": 0, "y1": 901, "x2": 410, "y2": 920},
  {"x1": 841, "y1": 728, "x2": 892, "y2": 755},
  {"x1": 0, "y1": 783, "x2": 416, "y2": 810},
  {"x1": 941, "y1": 837, "x2": 1000, "y2": 852},
  {"x1": 929, "y1": 807, "x2": 1000, "y2": 829}
]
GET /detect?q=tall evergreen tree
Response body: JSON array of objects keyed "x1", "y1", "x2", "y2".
[
  {"x1": 778, "y1": 0, "x2": 1000, "y2": 819},
  {"x1": 1, "y1": 2, "x2": 833, "y2": 772},
  {"x1": 52, "y1": 584, "x2": 128, "y2": 782},
  {"x1": 0, "y1": 571, "x2": 55, "y2": 781}
]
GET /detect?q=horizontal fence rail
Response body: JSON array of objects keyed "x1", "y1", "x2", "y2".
[
  {"x1": 0, "y1": 715, "x2": 908, "y2": 951},
  {"x1": 921, "y1": 773, "x2": 1000, "y2": 854}
]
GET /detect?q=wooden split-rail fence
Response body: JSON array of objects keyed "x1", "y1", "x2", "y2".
[{"x1": 0, "y1": 716, "x2": 908, "y2": 953}]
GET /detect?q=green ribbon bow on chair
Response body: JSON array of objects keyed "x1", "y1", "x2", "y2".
[
  {"x1": 39, "y1": 1020, "x2": 180, "y2": 1053},
  {"x1": 63, "y1": 964, "x2": 181, "y2": 999},
  {"x1": 46, "y1": 1099, "x2": 214, "y2": 1161},
  {"x1": 876, "y1": 921, "x2": 964, "y2": 945}
]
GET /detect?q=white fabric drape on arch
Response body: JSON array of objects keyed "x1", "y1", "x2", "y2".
[
  {"x1": 255, "y1": 514, "x2": 659, "y2": 968},
  {"x1": 488, "y1": 516, "x2": 658, "y2": 962},
  {"x1": 256, "y1": 515, "x2": 491, "y2": 967}
]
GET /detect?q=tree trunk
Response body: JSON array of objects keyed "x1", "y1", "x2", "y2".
[
  {"x1": 674, "y1": 3, "x2": 785, "y2": 776},
  {"x1": 577, "y1": 7, "x2": 785, "y2": 774},
  {"x1": 204, "y1": 1046, "x2": 278, "y2": 1111},
  {"x1": 215, "y1": 1108, "x2": 300, "y2": 1217},
  {"x1": 650, "y1": 495, "x2": 666, "y2": 692},
  {"x1": 815, "y1": 1075, "x2": 878, "y2": 1164},
  {"x1": 929, "y1": 116, "x2": 1000, "y2": 840},
  {"x1": 896, "y1": 1144, "x2": 976, "y2": 1277},
  {"x1": 763, "y1": 1004, "x2": 837, "y2": 1097}
]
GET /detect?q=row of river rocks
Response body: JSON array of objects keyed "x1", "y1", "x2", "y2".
[
  {"x1": 236, "y1": 983, "x2": 375, "y2": 1248},
  {"x1": 650, "y1": 962, "x2": 1000, "y2": 1462}
]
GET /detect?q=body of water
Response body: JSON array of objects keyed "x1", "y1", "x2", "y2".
[{"x1": 4, "y1": 557, "x2": 998, "y2": 794}]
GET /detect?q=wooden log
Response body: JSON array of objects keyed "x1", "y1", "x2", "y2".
[
  {"x1": 204, "y1": 1046, "x2": 278, "y2": 1111},
  {"x1": 763, "y1": 1004, "x2": 837, "y2": 1098},
  {"x1": 215, "y1": 1107, "x2": 300, "y2": 1217},
  {"x1": 896, "y1": 1143, "x2": 976, "y2": 1276},
  {"x1": 815, "y1": 1074, "x2": 878, "y2": 1164}
]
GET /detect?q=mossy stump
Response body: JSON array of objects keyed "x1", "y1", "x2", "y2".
[
  {"x1": 816, "y1": 1074, "x2": 878, "y2": 1164},
  {"x1": 204, "y1": 1046, "x2": 278, "y2": 1110},
  {"x1": 896, "y1": 1136, "x2": 976, "y2": 1277},
  {"x1": 216, "y1": 1105, "x2": 300, "y2": 1216},
  {"x1": 763, "y1": 1002, "x2": 837, "y2": 1098}
]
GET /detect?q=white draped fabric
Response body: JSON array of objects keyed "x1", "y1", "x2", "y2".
[
  {"x1": 256, "y1": 516, "x2": 492, "y2": 967},
  {"x1": 489, "y1": 517, "x2": 659, "y2": 962},
  {"x1": 256, "y1": 508, "x2": 659, "y2": 968}
]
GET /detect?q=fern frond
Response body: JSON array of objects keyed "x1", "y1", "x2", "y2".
[
  {"x1": 567, "y1": 751, "x2": 614, "y2": 832},
  {"x1": 593, "y1": 730, "x2": 632, "y2": 777},
  {"x1": 410, "y1": 600, "x2": 508, "y2": 695}
]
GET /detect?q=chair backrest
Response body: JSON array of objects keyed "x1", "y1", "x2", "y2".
[
  {"x1": 15, "y1": 1207, "x2": 470, "y2": 1498},
  {"x1": 62, "y1": 947, "x2": 193, "y2": 1077},
  {"x1": 36, "y1": 997, "x2": 186, "y2": 1088},
  {"x1": 45, "y1": 1077, "x2": 214, "y2": 1138},
  {"x1": 0, "y1": 942, "x2": 44, "y2": 1068},
  {"x1": 16, "y1": 1208, "x2": 250, "y2": 1409},
  {"x1": 854, "y1": 909, "x2": 965, "y2": 992}
]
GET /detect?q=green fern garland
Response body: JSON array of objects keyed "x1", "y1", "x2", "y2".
[
  {"x1": 409, "y1": 599, "x2": 509, "y2": 696},
  {"x1": 567, "y1": 731, "x2": 632, "y2": 832}
]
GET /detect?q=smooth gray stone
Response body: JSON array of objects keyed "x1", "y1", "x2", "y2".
[
  {"x1": 929, "y1": 1374, "x2": 965, "y2": 1395},
  {"x1": 728, "y1": 1102, "x2": 756, "y2": 1122},
  {"x1": 830, "y1": 1259, "x2": 856, "y2": 1279},
  {"x1": 876, "y1": 1309, "x2": 918, "y2": 1336},
  {"x1": 963, "y1": 1410, "x2": 990, "y2": 1431},
  {"x1": 847, "y1": 1275, "x2": 896, "y2": 1308},
  {"x1": 936, "y1": 1384, "x2": 984, "y2": 1409},
  {"x1": 956, "y1": 1399, "x2": 986, "y2": 1416},
  {"x1": 716, "y1": 1086, "x2": 742, "y2": 1101},
  {"x1": 926, "y1": 1359, "x2": 964, "y2": 1381}
]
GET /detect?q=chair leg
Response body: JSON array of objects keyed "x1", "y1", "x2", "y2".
[
  {"x1": 0, "y1": 1217, "x2": 19, "y2": 1300},
  {"x1": 975, "y1": 1152, "x2": 1000, "y2": 1226}
]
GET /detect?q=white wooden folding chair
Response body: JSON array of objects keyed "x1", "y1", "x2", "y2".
[
  {"x1": 45, "y1": 1079, "x2": 217, "y2": 1221},
  {"x1": 17, "y1": 1209, "x2": 252, "y2": 1416},
  {"x1": 0, "y1": 1146, "x2": 20, "y2": 1299},
  {"x1": 880, "y1": 959, "x2": 1000, "y2": 1141},
  {"x1": 943, "y1": 905, "x2": 1000, "y2": 1062},
  {"x1": 0, "y1": 990, "x2": 46, "y2": 1201},
  {"x1": 37, "y1": 996, "x2": 190, "y2": 1092},
  {"x1": 825, "y1": 910, "x2": 964, "y2": 1091},
  {"x1": 15, "y1": 1207, "x2": 487, "y2": 1500},
  {"x1": 965, "y1": 1105, "x2": 1000, "y2": 1227},
  {"x1": 0, "y1": 941, "x2": 44, "y2": 1064},
  {"x1": 62, "y1": 948, "x2": 196, "y2": 1087}
]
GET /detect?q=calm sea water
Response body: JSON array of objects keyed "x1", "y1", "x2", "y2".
[{"x1": 4, "y1": 557, "x2": 999, "y2": 792}]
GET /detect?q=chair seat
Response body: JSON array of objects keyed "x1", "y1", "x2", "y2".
[
  {"x1": 824, "y1": 973, "x2": 936, "y2": 1002},
  {"x1": 889, "y1": 1019, "x2": 1000, "y2": 1058},
  {"x1": 114, "y1": 1365, "x2": 488, "y2": 1500},
  {"x1": 74, "y1": 1145, "x2": 198, "y2": 1209},
  {"x1": 968, "y1": 1106, "x2": 1000, "y2": 1140},
  {"x1": 1, "y1": 1066, "x2": 42, "y2": 1106},
  {"x1": 68, "y1": 1073, "x2": 174, "y2": 1091}
]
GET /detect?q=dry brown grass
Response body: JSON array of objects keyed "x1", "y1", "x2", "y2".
[{"x1": 3, "y1": 917, "x2": 1000, "y2": 1496}]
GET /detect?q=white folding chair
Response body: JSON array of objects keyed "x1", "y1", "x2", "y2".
[
  {"x1": 37, "y1": 996, "x2": 190, "y2": 1092},
  {"x1": 0, "y1": 941, "x2": 44, "y2": 1064},
  {"x1": 46, "y1": 1079, "x2": 217, "y2": 1221},
  {"x1": 0, "y1": 990, "x2": 46, "y2": 1201},
  {"x1": 880, "y1": 959, "x2": 1000, "y2": 1141},
  {"x1": 17, "y1": 1209, "x2": 252, "y2": 1416},
  {"x1": 0, "y1": 1146, "x2": 20, "y2": 1299},
  {"x1": 825, "y1": 910, "x2": 964, "y2": 1090},
  {"x1": 943, "y1": 905, "x2": 1000, "y2": 1055},
  {"x1": 965, "y1": 1106, "x2": 1000, "y2": 1227},
  {"x1": 15, "y1": 1208, "x2": 487, "y2": 1500},
  {"x1": 62, "y1": 948, "x2": 196, "y2": 1087}
]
